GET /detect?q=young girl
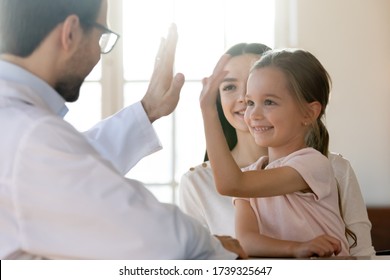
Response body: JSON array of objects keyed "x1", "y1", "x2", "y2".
[{"x1": 200, "y1": 49, "x2": 350, "y2": 257}]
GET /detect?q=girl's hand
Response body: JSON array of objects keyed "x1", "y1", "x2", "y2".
[
  {"x1": 199, "y1": 54, "x2": 231, "y2": 111},
  {"x1": 292, "y1": 234, "x2": 342, "y2": 258}
]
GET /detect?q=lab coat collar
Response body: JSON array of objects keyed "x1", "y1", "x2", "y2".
[{"x1": 0, "y1": 60, "x2": 68, "y2": 118}]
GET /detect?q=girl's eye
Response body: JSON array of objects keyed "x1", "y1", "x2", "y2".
[
  {"x1": 264, "y1": 99, "x2": 276, "y2": 106},
  {"x1": 246, "y1": 100, "x2": 254, "y2": 106}
]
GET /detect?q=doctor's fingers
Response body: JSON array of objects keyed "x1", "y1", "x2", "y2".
[{"x1": 153, "y1": 24, "x2": 178, "y2": 74}]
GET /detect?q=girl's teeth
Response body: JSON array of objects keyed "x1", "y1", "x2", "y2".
[{"x1": 255, "y1": 126, "x2": 271, "y2": 131}]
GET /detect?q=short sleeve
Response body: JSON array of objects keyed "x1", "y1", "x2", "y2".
[{"x1": 282, "y1": 148, "x2": 334, "y2": 200}]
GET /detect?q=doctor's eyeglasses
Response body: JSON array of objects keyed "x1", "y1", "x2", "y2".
[{"x1": 90, "y1": 22, "x2": 120, "y2": 54}]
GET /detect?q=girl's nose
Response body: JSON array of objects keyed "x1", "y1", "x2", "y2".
[{"x1": 246, "y1": 105, "x2": 263, "y2": 121}]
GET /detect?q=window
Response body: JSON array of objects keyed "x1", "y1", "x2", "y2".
[{"x1": 65, "y1": 0, "x2": 275, "y2": 204}]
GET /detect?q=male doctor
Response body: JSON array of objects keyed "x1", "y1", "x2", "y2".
[{"x1": 0, "y1": 0, "x2": 246, "y2": 259}]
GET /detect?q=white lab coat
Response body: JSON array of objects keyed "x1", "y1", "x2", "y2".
[{"x1": 0, "y1": 61, "x2": 236, "y2": 260}]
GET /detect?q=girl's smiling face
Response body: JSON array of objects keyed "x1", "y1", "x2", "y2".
[{"x1": 244, "y1": 66, "x2": 309, "y2": 158}]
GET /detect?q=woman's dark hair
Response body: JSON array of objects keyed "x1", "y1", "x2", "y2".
[
  {"x1": 251, "y1": 49, "x2": 331, "y2": 156},
  {"x1": 204, "y1": 43, "x2": 271, "y2": 162},
  {"x1": 0, "y1": 0, "x2": 102, "y2": 57}
]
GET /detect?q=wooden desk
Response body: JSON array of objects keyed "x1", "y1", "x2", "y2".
[{"x1": 367, "y1": 207, "x2": 390, "y2": 251}]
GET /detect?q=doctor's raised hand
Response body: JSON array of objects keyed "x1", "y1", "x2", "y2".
[{"x1": 141, "y1": 23, "x2": 185, "y2": 123}]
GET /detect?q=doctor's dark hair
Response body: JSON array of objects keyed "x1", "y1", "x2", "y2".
[
  {"x1": 0, "y1": 0, "x2": 102, "y2": 57},
  {"x1": 252, "y1": 49, "x2": 331, "y2": 156},
  {"x1": 204, "y1": 43, "x2": 271, "y2": 162}
]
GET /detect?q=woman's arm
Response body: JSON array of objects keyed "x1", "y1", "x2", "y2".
[
  {"x1": 235, "y1": 200, "x2": 342, "y2": 258},
  {"x1": 329, "y1": 153, "x2": 375, "y2": 256},
  {"x1": 179, "y1": 170, "x2": 208, "y2": 228}
]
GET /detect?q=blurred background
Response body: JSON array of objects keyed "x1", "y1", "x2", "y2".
[{"x1": 65, "y1": 0, "x2": 390, "y2": 206}]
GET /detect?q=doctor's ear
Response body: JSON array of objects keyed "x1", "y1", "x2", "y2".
[{"x1": 59, "y1": 15, "x2": 83, "y2": 53}]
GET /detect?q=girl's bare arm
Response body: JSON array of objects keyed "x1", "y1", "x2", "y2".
[{"x1": 235, "y1": 200, "x2": 341, "y2": 258}]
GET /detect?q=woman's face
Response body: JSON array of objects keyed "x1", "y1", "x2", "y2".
[{"x1": 219, "y1": 54, "x2": 260, "y2": 132}]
